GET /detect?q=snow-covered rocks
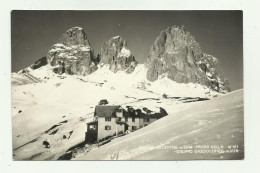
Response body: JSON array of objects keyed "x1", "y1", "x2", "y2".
[
  {"x1": 59, "y1": 26, "x2": 90, "y2": 47},
  {"x1": 46, "y1": 27, "x2": 98, "y2": 75},
  {"x1": 99, "y1": 35, "x2": 137, "y2": 73},
  {"x1": 30, "y1": 57, "x2": 48, "y2": 70}
]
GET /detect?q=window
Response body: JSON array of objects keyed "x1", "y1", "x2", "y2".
[
  {"x1": 105, "y1": 117, "x2": 111, "y2": 122},
  {"x1": 144, "y1": 118, "x2": 150, "y2": 122},
  {"x1": 116, "y1": 108, "x2": 123, "y2": 112},
  {"x1": 125, "y1": 117, "x2": 128, "y2": 122},
  {"x1": 132, "y1": 126, "x2": 137, "y2": 131},
  {"x1": 118, "y1": 117, "x2": 121, "y2": 122},
  {"x1": 105, "y1": 125, "x2": 111, "y2": 130},
  {"x1": 89, "y1": 124, "x2": 95, "y2": 130},
  {"x1": 132, "y1": 117, "x2": 135, "y2": 122}
]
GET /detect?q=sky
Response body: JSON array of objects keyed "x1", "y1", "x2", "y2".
[{"x1": 11, "y1": 11, "x2": 243, "y2": 90}]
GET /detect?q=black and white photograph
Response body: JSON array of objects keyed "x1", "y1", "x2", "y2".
[
  {"x1": 2, "y1": 0, "x2": 260, "y2": 172},
  {"x1": 10, "y1": 10, "x2": 244, "y2": 161}
]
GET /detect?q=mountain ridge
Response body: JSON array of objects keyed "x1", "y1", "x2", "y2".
[{"x1": 15, "y1": 25, "x2": 230, "y2": 94}]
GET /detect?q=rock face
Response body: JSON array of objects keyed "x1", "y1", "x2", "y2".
[
  {"x1": 146, "y1": 25, "x2": 230, "y2": 93},
  {"x1": 46, "y1": 27, "x2": 97, "y2": 75},
  {"x1": 30, "y1": 57, "x2": 47, "y2": 70},
  {"x1": 99, "y1": 36, "x2": 137, "y2": 73}
]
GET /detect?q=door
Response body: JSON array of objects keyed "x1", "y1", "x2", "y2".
[{"x1": 125, "y1": 124, "x2": 128, "y2": 131}]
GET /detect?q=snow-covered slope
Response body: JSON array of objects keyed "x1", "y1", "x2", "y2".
[
  {"x1": 10, "y1": 65, "x2": 181, "y2": 160},
  {"x1": 85, "y1": 64, "x2": 222, "y2": 98},
  {"x1": 14, "y1": 61, "x2": 223, "y2": 98},
  {"x1": 11, "y1": 73, "x2": 33, "y2": 86},
  {"x1": 74, "y1": 89, "x2": 244, "y2": 160},
  {"x1": 12, "y1": 63, "x2": 230, "y2": 160},
  {"x1": 11, "y1": 73, "x2": 40, "y2": 86}
]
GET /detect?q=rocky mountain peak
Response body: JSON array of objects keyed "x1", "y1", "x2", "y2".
[
  {"x1": 100, "y1": 36, "x2": 137, "y2": 73},
  {"x1": 59, "y1": 26, "x2": 91, "y2": 47},
  {"x1": 46, "y1": 26, "x2": 97, "y2": 75},
  {"x1": 146, "y1": 25, "x2": 230, "y2": 93}
]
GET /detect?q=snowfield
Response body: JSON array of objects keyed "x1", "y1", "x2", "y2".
[
  {"x1": 11, "y1": 64, "x2": 243, "y2": 160},
  {"x1": 74, "y1": 89, "x2": 244, "y2": 160}
]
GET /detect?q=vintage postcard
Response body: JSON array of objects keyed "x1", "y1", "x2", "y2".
[{"x1": 11, "y1": 10, "x2": 243, "y2": 160}]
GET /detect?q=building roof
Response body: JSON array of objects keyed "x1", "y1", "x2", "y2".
[
  {"x1": 94, "y1": 105, "x2": 120, "y2": 117},
  {"x1": 87, "y1": 121, "x2": 98, "y2": 125},
  {"x1": 123, "y1": 108, "x2": 167, "y2": 119},
  {"x1": 94, "y1": 105, "x2": 167, "y2": 119}
]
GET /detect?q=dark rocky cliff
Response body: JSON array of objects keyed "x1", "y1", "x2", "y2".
[{"x1": 146, "y1": 25, "x2": 230, "y2": 93}]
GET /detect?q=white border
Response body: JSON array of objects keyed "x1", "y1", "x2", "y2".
[{"x1": 1, "y1": 0, "x2": 260, "y2": 173}]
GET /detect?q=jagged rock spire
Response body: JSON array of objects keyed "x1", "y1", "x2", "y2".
[
  {"x1": 46, "y1": 26, "x2": 97, "y2": 75},
  {"x1": 59, "y1": 26, "x2": 91, "y2": 47},
  {"x1": 99, "y1": 36, "x2": 137, "y2": 73},
  {"x1": 146, "y1": 25, "x2": 230, "y2": 93}
]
